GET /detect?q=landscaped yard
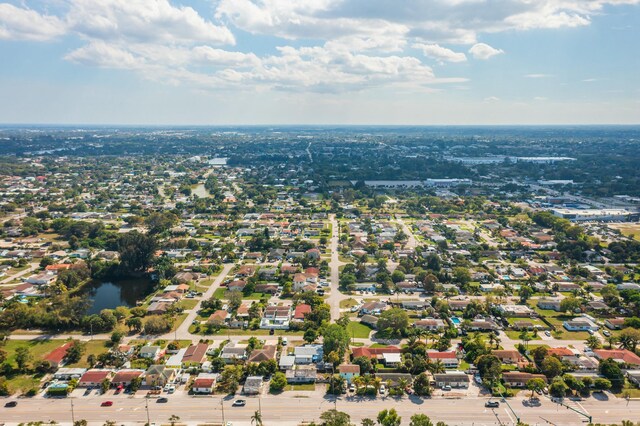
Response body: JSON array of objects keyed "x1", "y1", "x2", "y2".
[
  {"x1": 504, "y1": 330, "x2": 542, "y2": 340},
  {"x1": 346, "y1": 321, "x2": 373, "y2": 339},
  {"x1": 213, "y1": 288, "x2": 267, "y2": 300},
  {"x1": 65, "y1": 340, "x2": 110, "y2": 368}
]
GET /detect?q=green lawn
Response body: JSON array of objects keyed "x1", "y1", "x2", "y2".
[
  {"x1": 2, "y1": 339, "x2": 67, "y2": 368},
  {"x1": 212, "y1": 289, "x2": 267, "y2": 300},
  {"x1": 552, "y1": 330, "x2": 591, "y2": 340},
  {"x1": 176, "y1": 299, "x2": 199, "y2": 310},
  {"x1": 286, "y1": 383, "x2": 316, "y2": 391},
  {"x1": 346, "y1": 322, "x2": 373, "y2": 339},
  {"x1": 340, "y1": 298, "x2": 359, "y2": 309},
  {"x1": 504, "y1": 331, "x2": 542, "y2": 341},
  {"x1": 5, "y1": 374, "x2": 41, "y2": 395},
  {"x1": 65, "y1": 340, "x2": 110, "y2": 368}
]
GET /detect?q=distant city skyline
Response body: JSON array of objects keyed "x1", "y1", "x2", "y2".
[{"x1": 1, "y1": 0, "x2": 639, "y2": 125}]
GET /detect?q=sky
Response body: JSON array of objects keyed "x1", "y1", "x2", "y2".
[{"x1": 0, "y1": 0, "x2": 639, "y2": 125}]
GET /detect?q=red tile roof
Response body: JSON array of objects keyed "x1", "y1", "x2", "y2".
[
  {"x1": 351, "y1": 346, "x2": 401, "y2": 359},
  {"x1": 594, "y1": 349, "x2": 640, "y2": 365},
  {"x1": 44, "y1": 342, "x2": 74, "y2": 364},
  {"x1": 294, "y1": 304, "x2": 312, "y2": 320}
]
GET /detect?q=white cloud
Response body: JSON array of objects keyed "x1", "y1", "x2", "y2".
[
  {"x1": 67, "y1": 0, "x2": 234, "y2": 45},
  {"x1": 0, "y1": 3, "x2": 66, "y2": 41},
  {"x1": 484, "y1": 96, "x2": 500, "y2": 102},
  {"x1": 534, "y1": 96, "x2": 548, "y2": 101},
  {"x1": 413, "y1": 43, "x2": 467, "y2": 63},
  {"x1": 525, "y1": 74, "x2": 553, "y2": 78},
  {"x1": 469, "y1": 43, "x2": 504, "y2": 60}
]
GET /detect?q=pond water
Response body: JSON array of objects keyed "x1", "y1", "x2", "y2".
[
  {"x1": 80, "y1": 279, "x2": 154, "y2": 314},
  {"x1": 192, "y1": 183, "x2": 211, "y2": 198}
]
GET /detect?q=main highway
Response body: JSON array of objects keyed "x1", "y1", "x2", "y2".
[{"x1": 2, "y1": 391, "x2": 638, "y2": 426}]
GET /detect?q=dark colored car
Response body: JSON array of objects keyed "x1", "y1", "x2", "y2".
[
  {"x1": 5, "y1": 401, "x2": 18, "y2": 407},
  {"x1": 157, "y1": 397, "x2": 168, "y2": 403},
  {"x1": 485, "y1": 401, "x2": 499, "y2": 408}
]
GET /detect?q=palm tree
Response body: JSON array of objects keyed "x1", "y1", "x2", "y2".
[
  {"x1": 618, "y1": 334, "x2": 634, "y2": 351},
  {"x1": 606, "y1": 335, "x2": 618, "y2": 349},
  {"x1": 169, "y1": 415, "x2": 180, "y2": 426},
  {"x1": 397, "y1": 378, "x2": 409, "y2": 393},
  {"x1": 585, "y1": 335, "x2": 601, "y2": 350},
  {"x1": 251, "y1": 410, "x2": 263, "y2": 426},
  {"x1": 488, "y1": 333, "x2": 495, "y2": 349}
]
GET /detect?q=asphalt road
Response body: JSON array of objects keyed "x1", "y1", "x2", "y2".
[{"x1": 2, "y1": 391, "x2": 638, "y2": 426}]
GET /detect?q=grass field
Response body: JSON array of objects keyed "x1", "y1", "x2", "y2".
[
  {"x1": 504, "y1": 330, "x2": 542, "y2": 341},
  {"x1": 286, "y1": 383, "x2": 316, "y2": 391},
  {"x1": 609, "y1": 223, "x2": 640, "y2": 241},
  {"x1": 1, "y1": 339, "x2": 66, "y2": 368},
  {"x1": 346, "y1": 322, "x2": 373, "y2": 339},
  {"x1": 213, "y1": 288, "x2": 267, "y2": 300}
]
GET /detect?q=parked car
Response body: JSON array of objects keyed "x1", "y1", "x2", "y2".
[
  {"x1": 349, "y1": 384, "x2": 356, "y2": 393},
  {"x1": 485, "y1": 401, "x2": 499, "y2": 408},
  {"x1": 603, "y1": 330, "x2": 611, "y2": 337},
  {"x1": 101, "y1": 401, "x2": 114, "y2": 407},
  {"x1": 5, "y1": 401, "x2": 17, "y2": 407},
  {"x1": 379, "y1": 385, "x2": 386, "y2": 394},
  {"x1": 442, "y1": 385, "x2": 452, "y2": 391},
  {"x1": 544, "y1": 331, "x2": 551, "y2": 337},
  {"x1": 232, "y1": 399, "x2": 246, "y2": 407}
]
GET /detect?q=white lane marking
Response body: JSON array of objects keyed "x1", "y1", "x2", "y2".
[{"x1": 504, "y1": 407, "x2": 515, "y2": 424}]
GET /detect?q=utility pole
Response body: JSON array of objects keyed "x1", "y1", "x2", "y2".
[
  {"x1": 145, "y1": 397, "x2": 151, "y2": 426},
  {"x1": 221, "y1": 398, "x2": 225, "y2": 425},
  {"x1": 70, "y1": 399, "x2": 75, "y2": 425}
]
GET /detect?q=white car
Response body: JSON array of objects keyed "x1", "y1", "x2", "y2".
[{"x1": 379, "y1": 385, "x2": 386, "y2": 394}]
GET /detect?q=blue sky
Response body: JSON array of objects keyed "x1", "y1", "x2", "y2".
[{"x1": 0, "y1": 0, "x2": 638, "y2": 125}]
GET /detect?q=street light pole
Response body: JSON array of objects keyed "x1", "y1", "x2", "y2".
[
  {"x1": 70, "y1": 399, "x2": 75, "y2": 424},
  {"x1": 221, "y1": 398, "x2": 226, "y2": 425}
]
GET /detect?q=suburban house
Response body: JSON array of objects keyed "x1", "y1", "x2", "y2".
[
  {"x1": 360, "y1": 315, "x2": 379, "y2": 329},
  {"x1": 491, "y1": 350, "x2": 524, "y2": 364},
  {"x1": 497, "y1": 304, "x2": 535, "y2": 317},
  {"x1": 338, "y1": 364, "x2": 360, "y2": 384},
  {"x1": 563, "y1": 318, "x2": 599, "y2": 332},
  {"x1": 605, "y1": 318, "x2": 626, "y2": 330},
  {"x1": 433, "y1": 371, "x2": 469, "y2": 389},
  {"x1": 53, "y1": 368, "x2": 87, "y2": 380},
  {"x1": 26, "y1": 272, "x2": 57, "y2": 286},
  {"x1": 426, "y1": 351, "x2": 459, "y2": 368},
  {"x1": 351, "y1": 346, "x2": 401, "y2": 364},
  {"x1": 294, "y1": 345, "x2": 323, "y2": 365},
  {"x1": 144, "y1": 365, "x2": 176, "y2": 387},
  {"x1": 220, "y1": 345, "x2": 247, "y2": 364},
  {"x1": 207, "y1": 310, "x2": 229, "y2": 326},
  {"x1": 192, "y1": 373, "x2": 218, "y2": 394},
  {"x1": 260, "y1": 306, "x2": 291, "y2": 330},
  {"x1": 414, "y1": 318, "x2": 446, "y2": 331},
  {"x1": 111, "y1": 370, "x2": 144, "y2": 387},
  {"x1": 359, "y1": 301, "x2": 387, "y2": 315},
  {"x1": 44, "y1": 342, "x2": 74, "y2": 368},
  {"x1": 247, "y1": 345, "x2": 277, "y2": 364},
  {"x1": 285, "y1": 365, "x2": 317, "y2": 383},
  {"x1": 502, "y1": 372, "x2": 547, "y2": 388},
  {"x1": 469, "y1": 319, "x2": 499, "y2": 331},
  {"x1": 594, "y1": 349, "x2": 640, "y2": 367},
  {"x1": 537, "y1": 298, "x2": 563, "y2": 311},
  {"x1": 139, "y1": 346, "x2": 163, "y2": 361},
  {"x1": 227, "y1": 280, "x2": 247, "y2": 292},
  {"x1": 78, "y1": 370, "x2": 114, "y2": 388},
  {"x1": 293, "y1": 304, "x2": 312, "y2": 322},
  {"x1": 279, "y1": 355, "x2": 296, "y2": 371},
  {"x1": 236, "y1": 265, "x2": 256, "y2": 278},
  {"x1": 243, "y1": 376, "x2": 263, "y2": 395},
  {"x1": 182, "y1": 343, "x2": 209, "y2": 366}
]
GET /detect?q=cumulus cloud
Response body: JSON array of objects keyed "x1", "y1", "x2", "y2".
[
  {"x1": 0, "y1": 3, "x2": 66, "y2": 41},
  {"x1": 1, "y1": 0, "x2": 638, "y2": 93},
  {"x1": 67, "y1": 0, "x2": 234, "y2": 45},
  {"x1": 413, "y1": 43, "x2": 467, "y2": 63},
  {"x1": 469, "y1": 43, "x2": 504, "y2": 60}
]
